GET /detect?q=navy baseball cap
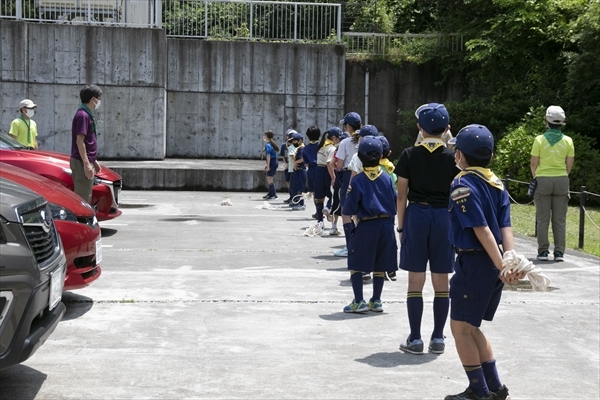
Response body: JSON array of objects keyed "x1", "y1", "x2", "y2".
[
  {"x1": 292, "y1": 132, "x2": 303, "y2": 140},
  {"x1": 340, "y1": 132, "x2": 349, "y2": 140},
  {"x1": 326, "y1": 127, "x2": 342, "y2": 137},
  {"x1": 377, "y1": 136, "x2": 390, "y2": 154},
  {"x1": 358, "y1": 124, "x2": 378, "y2": 137},
  {"x1": 455, "y1": 124, "x2": 494, "y2": 159},
  {"x1": 286, "y1": 129, "x2": 297, "y2": 138},
  {"x1": 339, "y1": 112, "x2": 362, "y2": 126},
  {"x1": 416, "y1": 103, "x2": 450, "y2": 135},
  {"x1": 358, "y1": 136, "x2": 383, "y2": 157}
]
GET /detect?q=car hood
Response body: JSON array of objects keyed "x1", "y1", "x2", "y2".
[
  {"x1": 6, "y1": 148, "x2": 122, "y2": 182},
  {"x1": 0, "y1": 162, "x2": 95, "y2": 217}
]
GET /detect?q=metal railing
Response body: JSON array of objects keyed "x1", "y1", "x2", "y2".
[
  {"x1": 162, "y1": 0, "x2": 341, "y2": 42},
  {"x1": 343, "y1": 32, "x2": 463, "y2": 56},
  {"x1": 2, "y1": 0, "x2": 162, "y2": 27}
]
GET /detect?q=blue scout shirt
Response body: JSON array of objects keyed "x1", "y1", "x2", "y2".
[
  {"x1": 344, "y1": 168, "x2": 397, "y2": 219},
  {"x1": 265, "y1": 142, "x2": 277, "y2": 159},
  {"x1": 302, "y1": 142, "x2": 319, "y2": 166},
  {"x1": 448, "y1": 167, "x2": 511, "y2": 250}
]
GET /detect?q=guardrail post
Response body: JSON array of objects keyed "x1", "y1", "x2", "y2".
[
  {"x1": 337, "y1": 5, "x2": 341, "y2": 43},
  {"x1": 204, "y1": 0, "x2": 208, "y2": 38},
  {"x1": 294, "y1": 3, "x2": 298, "y2": 42},
  {"x1": 16, "y1": 0, "x2": 22, "y2": 19},
  {"x1": 579, "y1": 186, "x2": 586, "y2": 249},
  {"x1": 249, "y1": 1, "x2": 253, "y2": 41},
  {"x1": 155, "y1": 0, "x2": 162, "y2": 28}
]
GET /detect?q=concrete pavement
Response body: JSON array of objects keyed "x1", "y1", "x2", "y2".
[{"x1": 1, "y1": 191, "x2": 598, "y2": 399}]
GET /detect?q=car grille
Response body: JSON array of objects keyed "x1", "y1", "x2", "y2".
[{"x1": 20, "y1": 205, "x2": 60, "y2": 266}]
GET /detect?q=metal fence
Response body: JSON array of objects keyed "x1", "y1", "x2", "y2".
[
  {"x1": 1, "y1": 0, "x2": 161, "y2": 26},
  {"x1": 162, "y1": 0, "x2": 341, "y2": 42},
  {"x1": 343, "y1": 32, "x2": 464, "y2": 56}
]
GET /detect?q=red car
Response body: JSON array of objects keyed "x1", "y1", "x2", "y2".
[
  {"x1": 0, "y1": 133, "x2": 122, "y2": 221},
  {"x1": 0, "y1": 162, "x2": 102, "y2": 290}
]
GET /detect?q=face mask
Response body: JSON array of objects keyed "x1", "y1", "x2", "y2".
[
  {"x1": 25, "y1": 109, "x2": 35, "y2": 118},
  {"x1": 94, "y1": 98, "x2": 102, "y2": 110}
]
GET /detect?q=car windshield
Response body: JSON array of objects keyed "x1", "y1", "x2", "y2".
[{"x1": 0, "y1": 133, "x2": 31, "y2": 150}]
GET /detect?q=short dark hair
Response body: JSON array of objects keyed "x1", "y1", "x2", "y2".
[
  {"x1": 358, "y1": 152, "x2": 380, "y2": 167},
  {"x1": 461, "y1": 148, "x2": 492, "y2": 168},
  {"x1": 306, "y1": 126, "x2": 321, "y2": 141},
  {"x1": 80, "y1": 85, "x2": 103, "y2": 104},
  {"x1": 547, "y1": 122, "x2": 563, "y2": 130}
]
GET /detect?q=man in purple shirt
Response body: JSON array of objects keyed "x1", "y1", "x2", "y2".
[{"x1": 70, "y1": 85, "x2": 103, "y2": 204}]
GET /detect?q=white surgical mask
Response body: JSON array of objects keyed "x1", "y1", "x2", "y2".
[
  {"x1": 455, "y1": 152, "x2": 463, "y2": 171},
  {"x1": 94, "y1": 98, "x2": 102, "y2": 110},
  {"x1": 25, "y1": 109, "x2": 35, "y2": 118}
]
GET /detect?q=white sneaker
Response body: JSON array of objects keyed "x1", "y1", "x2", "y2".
[{"x1": 329, "y1": 228, "x2": 341, "y2": 236}]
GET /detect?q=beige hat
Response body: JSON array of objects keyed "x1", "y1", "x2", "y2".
[
  {"x1": 545, "y1": 105, "x2": 566, "y2": 125},
  {"x1": 19, "y1": 99, "x2": 37, "y2": 109}
]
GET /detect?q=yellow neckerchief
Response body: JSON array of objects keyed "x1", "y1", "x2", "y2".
[
  {"x1": 320, "y1": 139, "x2": 334, "y2": 150},
  {"x1": 294, "y1": 143, "x2": 305, "y2": 160},
  {"x1": 362, "y1": 166, "x2": 383, "y2": 181},
  {"x1": 416, "y1": 137, "x2": 445, "y2": 153},
  {"x1": 456, "y1": 167, "x2": 504, "y2": 191},
  {"x1": 309, "y1": 140, "x2": 319, "y2": 144},
  {"x1": 379, "y1": 157, "x2": 395, "y2": 174}
]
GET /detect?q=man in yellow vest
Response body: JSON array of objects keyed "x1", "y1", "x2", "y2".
[{"x1": 9, "y1": 99, "x2": 38, "y2": 149}]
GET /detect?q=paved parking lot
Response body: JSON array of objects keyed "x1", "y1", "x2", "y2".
[{"x1": 1, "y1": 191, "x2": 599, "y2": 399}]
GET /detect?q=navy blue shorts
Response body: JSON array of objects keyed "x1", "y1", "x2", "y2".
[
  {"x1": 292, "y1": 169, "x2": 307, "y2": 193},
  {"x1": 314, "y1": 166, "x2": 332, "y2": 199},
  {"x1": 266, "y1": 158, "x2": 278, "y2": 177},
  {"x1": 284, "y1": 170, "x2": 291, "y2": 183},
  {"x1": 306, "y1": 165, "x2": 316, "y2": 192},
  {"x1": 339, "y1": 170, "x2": 352, "y2": 212},
  {"x1": 399, "y1": 203, "x2": 454, "y2": 274},
  {"x1": 348, "y1": 219, "x2": 398, "y2": 273},
  {"x1": 450, "y1": 253, "x2": 504, "y2": 327}
]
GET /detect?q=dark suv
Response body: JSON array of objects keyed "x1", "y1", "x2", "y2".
[{"x1": 0, "y1": 178, "x2": 67, "y2": 371}]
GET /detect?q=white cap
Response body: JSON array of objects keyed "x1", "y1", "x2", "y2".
[
  {"x1": 545, "y1": 105, "x2": 566, "y2": 125},
  {"x1": 19, "y1": 99, "x2": 37, "y2": 109}
]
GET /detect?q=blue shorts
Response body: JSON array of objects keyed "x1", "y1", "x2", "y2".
[
  {"x1": 314, "y1": 166, "x2": 332, "y2": 199},
  {"x1": 339, "y1": 170, "x2": 352, "y2": 212},
  {"x1": 399, "y1": 203, "x2": 454, "y2": 273},
  {"x1": 292, "y1": 169, "x2": 306, "y2": 193},
  {"x1": 306, "y1": 165, "x2": 316, "y2": 192},
  {"x1": 284, "y1": 170, "x2": 291, "y2": 183},
  {"x1": 266, "y1": 158, "x2": 278, "y2": 177},
  {"x1": 450, "y1": 252, "x2": 504, "y2": 327},
  {"x1": 348, "y1": 219, "x2": 398, "y2": 273}
]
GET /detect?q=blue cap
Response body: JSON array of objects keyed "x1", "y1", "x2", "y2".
[
  {"x1": 358, "y1": 136, "x2": 383, "y2": 157},
  {"x1": 358, "y1": 124, "x2": 378, "y2": 137},
  {"x1": 416, "y1": 103, "x2": 450, "y2": 135},
  {"x1": 326, "y1": 127, "x2": 342, "y2": 137},
  {"x1": 339, "y1": 112, "x2": 362, "y2": 126},
  {"x1": 377, "y1": 136, "x2": 390, "y2": 154},
  {"x1": 455, "y1": 124, "x2": 494, "y2": 159},
  {"x1": 292, "y1": 132, "x2": 303, "y2": 140},
  {"x1": 340, "y1": 132, "x2": 349, "y2": 140}
]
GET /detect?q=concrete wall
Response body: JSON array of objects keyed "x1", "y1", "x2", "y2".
[
  {"x1": 0, "y1": 20, "x2": 345, "y2": 160},
  {"x1": 345, "y1": 60, "x2": 463, "y2": 157},
  {"x1": 166, "y1": 40, "x2": 345, "y2": 158},
  {"x1": 0, "y1": 20, "x2": 167, "y2": 159}
]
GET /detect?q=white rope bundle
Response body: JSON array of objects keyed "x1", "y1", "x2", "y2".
[
  {"x1": 254, "y1": 201, "x2": 282, "y2": 210},
  {"x1": 501, "y1": 249, "x2": 551, "y2": 291},
  {"x1": 220, "y1": 199, "x2": 233, "y2": 206},
  {"x1": 292, "y1": 192, "x2": 313, "y2": 204},
  {"x1": 302, "y1": 222, "x2": 325, "y2": 237}
]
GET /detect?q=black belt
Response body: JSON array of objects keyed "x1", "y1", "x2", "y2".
[
  {"x1": 360, "y1": 214, "x2": 390, "y2": 221},
  {"x1": 455, "y1": 247, "x2": 486, "y2": 254}
]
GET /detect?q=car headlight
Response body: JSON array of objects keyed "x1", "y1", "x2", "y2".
[{"x1": 48, "y1": 203, "x2": 77, "y2": 222}]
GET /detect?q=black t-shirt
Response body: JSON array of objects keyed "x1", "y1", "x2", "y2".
[{"x1": 396, "y1": 145, "x2": 460, "y2": 207}]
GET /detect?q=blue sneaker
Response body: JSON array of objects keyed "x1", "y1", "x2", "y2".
[
  {"x1": 368, "y1": 298, "x2": 383, "y2": 312},
  {"x1": 536, "y1": 251, "x2": 549, "y2": 261},
  {"x1": 399, "y1": 336, "x2": 424, "y2": 355},
  {"x1": 553, "y1": 251, "x2": 564, "y2": 262},
  {"x1": 343, "y1": 299, "x2": 368, "y2": 313},
  {"x1": 333, "y1": 246, "x2": 348, "y2": 257}
]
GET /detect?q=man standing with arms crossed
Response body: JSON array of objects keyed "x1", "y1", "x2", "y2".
[{"x1": 71, "y1": 85, "x2": 103, "y2": 204}]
